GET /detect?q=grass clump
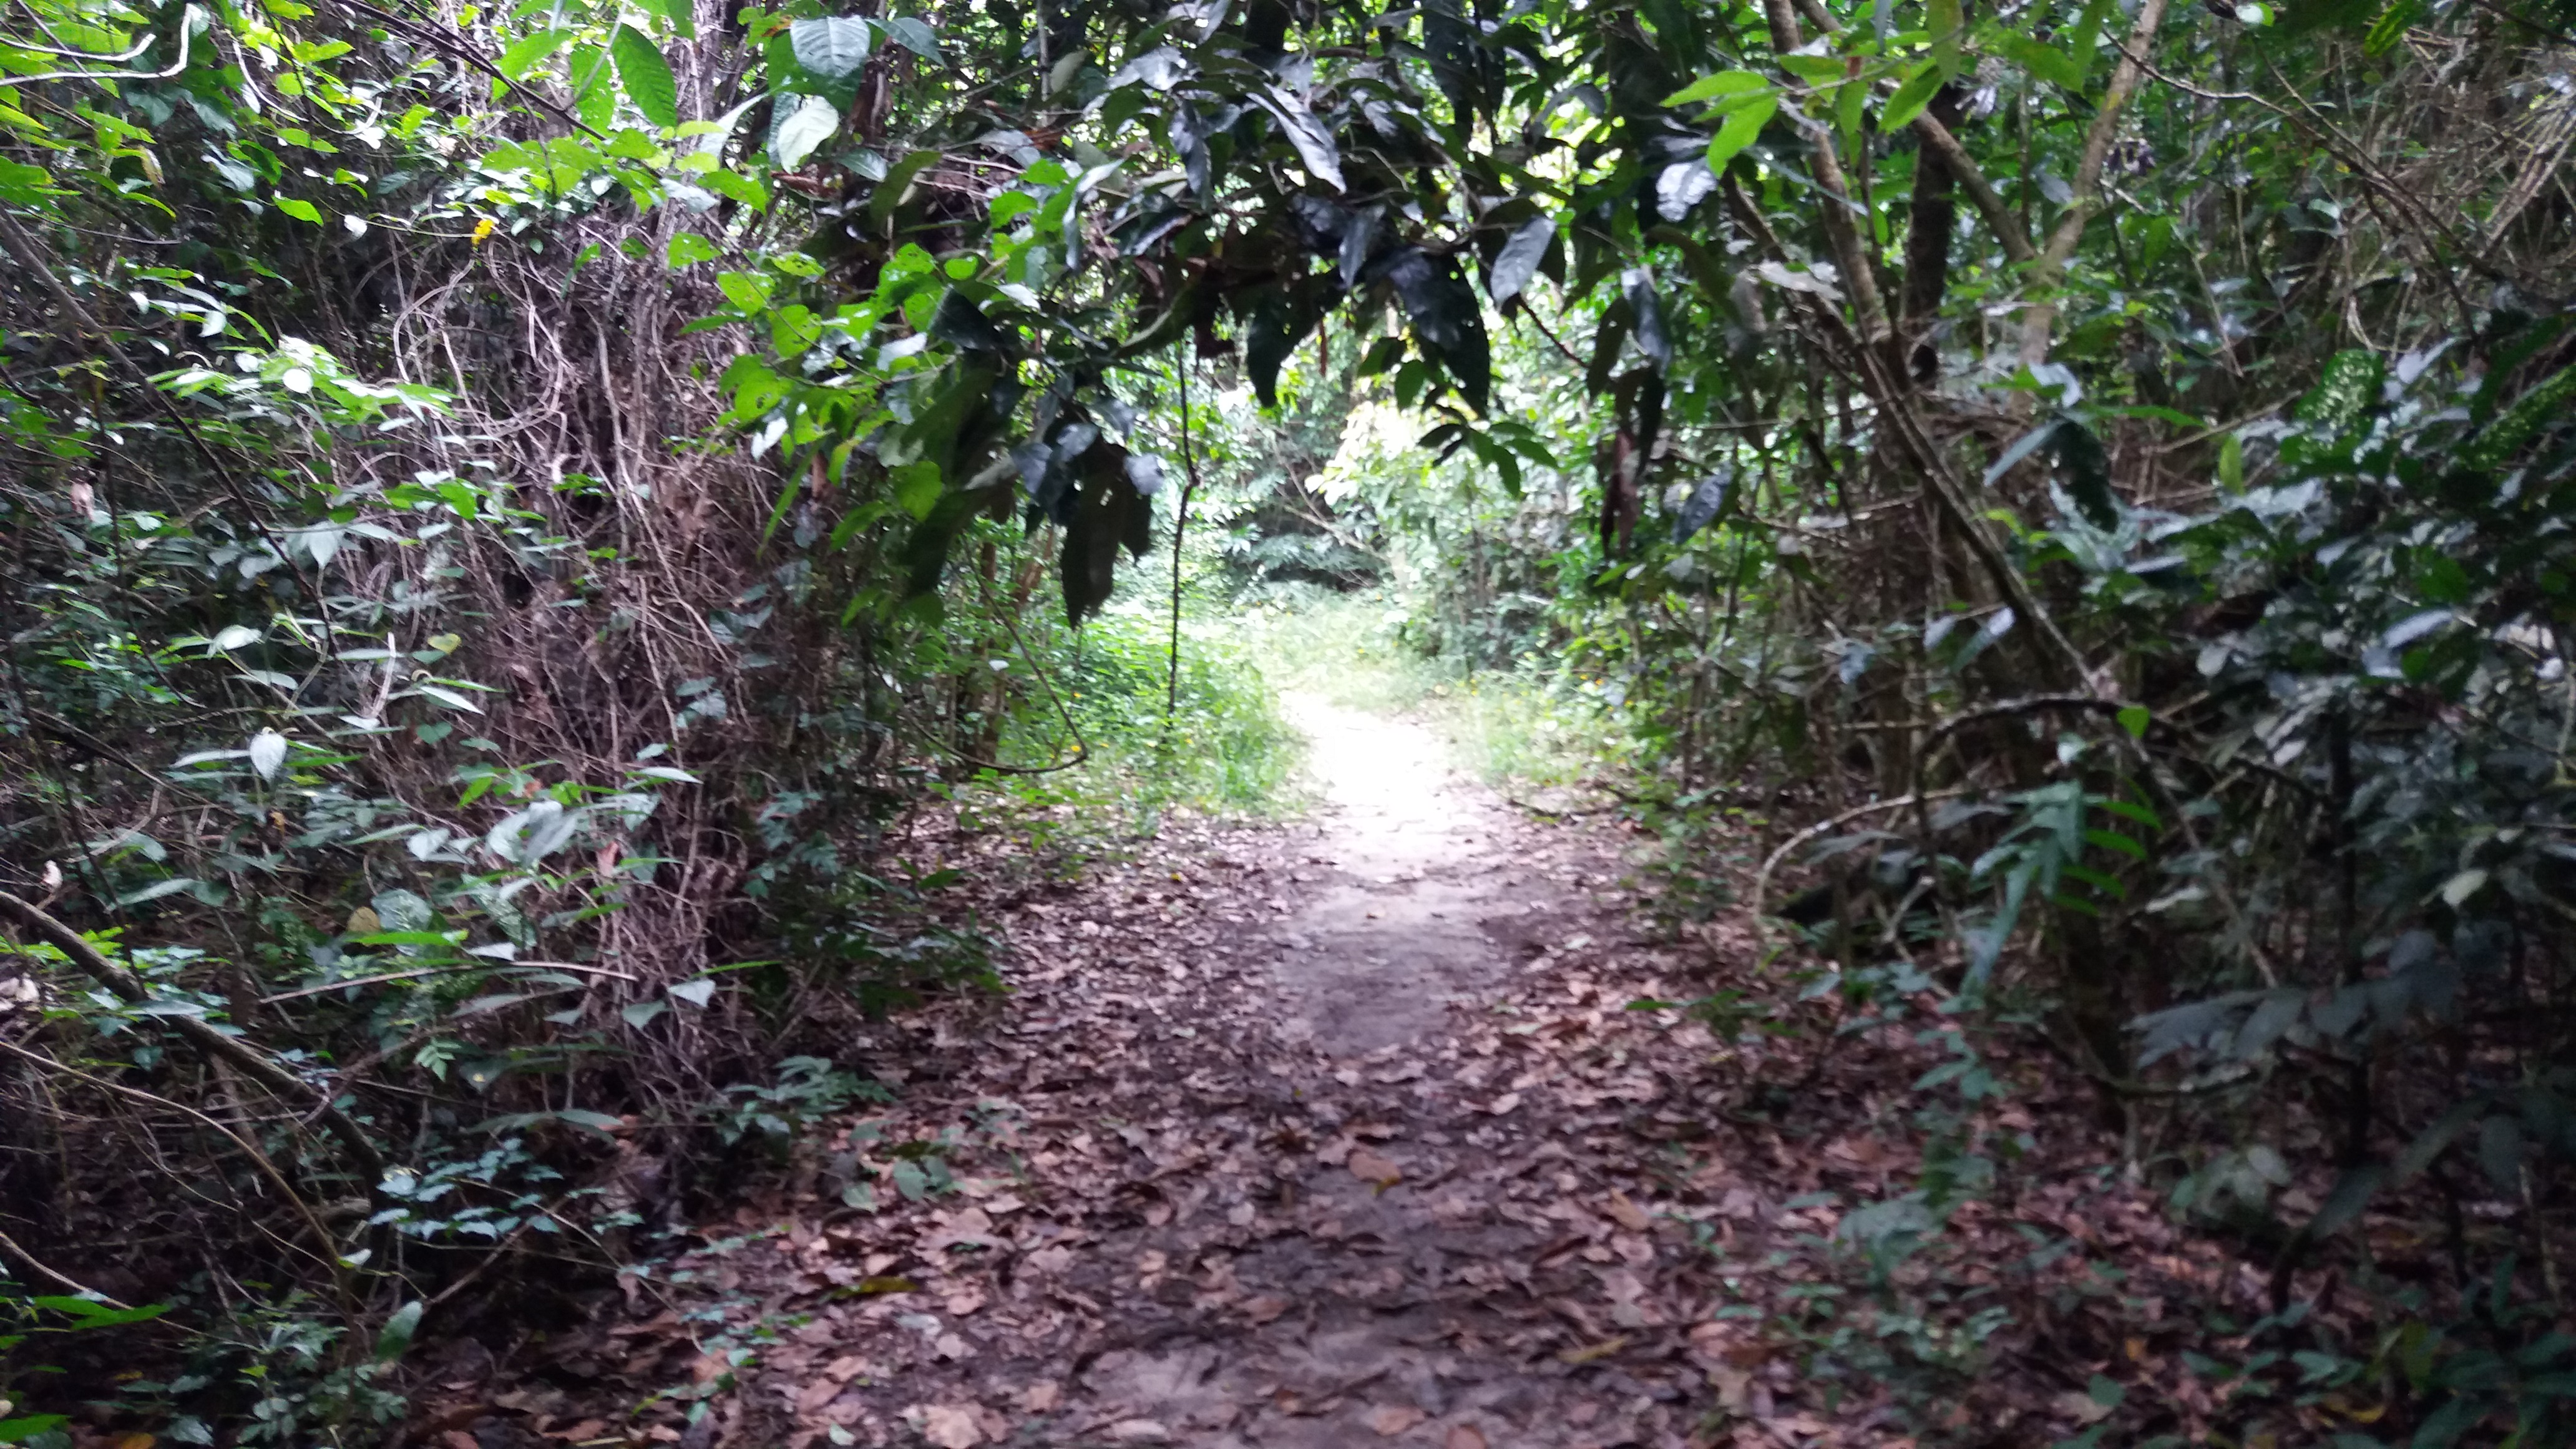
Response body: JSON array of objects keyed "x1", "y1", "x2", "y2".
[{"x1": 963, "y1": 605, "x2": 1301, "y2": 849}]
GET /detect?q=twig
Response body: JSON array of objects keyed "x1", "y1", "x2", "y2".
[
  {"x1": 0, "y1": 1036, "x2": 358, "y2": 1310},
  {"x1": 1164, "y1": 357, "x2": 1201, "y2": 721},
  {"x1": 1749, "y1": 788, "x2": 1972, "y2": 938},
  {"x1": 259, "y1": 959, "x2": 639, "y2": 1005},
  {"x1": 2019, "y1": 0, "x2": 2173, "y2": 367},
  {"x1": 0, "y1": 890, "x2": 388, "y2": 1187},
  {"x1": 0, "y1": 1223, "x2": 133, "y2": 1307},
  {"x1": 1520, "y1": 303, "x2": 1589, "y2": 369}
]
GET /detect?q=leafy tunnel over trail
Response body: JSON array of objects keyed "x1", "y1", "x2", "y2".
[{"x1": 1, "y1": 0, "x2": 2574, "y2": 1438}]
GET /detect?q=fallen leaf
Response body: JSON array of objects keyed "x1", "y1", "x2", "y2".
[
  {"x1": 932, "y1": 1332, "x2": 969, "y2": 1360},
  {"x1": 1485, "y1": 1093, "x2": 1521, "y2": 1115},
  {"x1": 1604, "y1": 1191, "x2": 1650, "y2": 1232},
  {"x1": 920, "y1": 1405, "x2": 985, "y2": 1448},
  {"x1": 855, "y1": 1275, "x2": 917, "y2": 1295},
  {"x1": 944, "y1": 1288, "x2": 986, "y2": 1316},
  {"x1": 1021, "y1": 1381, "x2": 1060, "y2": 1412},
  {"x1": 1242, "y1": 1294, "x2": 1290, "y2": 1325},
  {"x1": 1556, "y1": 1335, "x2": 1629, "y2": 1365},
  {"x1": 1347, "y1": 1146, "x2": 1402, "y2": 1187},
  {"x1": 1367, "y1": 1405, "x2": 1427, "y2": 1436},
  {"x1": 1106, "y1": 1421, "x2": 1170, "y2": 1442},
  {"x1": 1446, "y1": 1428, "x2": 1489, "y2": 1449},
  {"x1": 2054, "y1": 1391, "x2": 2114, "y2": 1425},
  {"x1": 797, "y1": 1377, "x2": 842, "y2": 1413}
]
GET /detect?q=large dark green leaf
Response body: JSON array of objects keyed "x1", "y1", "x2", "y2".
[
  {"x1": 1671, "y1": 467, "x2": 1734, "y2": 542},
  {"x1": 1384, "y1": 248, "x2": 1490, "y2": 413},
  {"x1": 1622, "y1": 268, "x2": 1671, "y2": 368},
  {"x1": 930, "y1": 290, "x2": 1013, "y2": 353},
  {"x1": 1060, "y1": 445, "x2": 1152, "y2": 623},
  {"x1": 1249, "y1": 89, "x2": 1344, "y2": 192},
  {"x1": 1486, "y1": 217, "x2": 1554, "y2": 305}
]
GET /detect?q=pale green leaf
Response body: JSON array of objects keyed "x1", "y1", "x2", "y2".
[{"x1": 1706, "y1": 93, "x2": 1778, "y2": 175}]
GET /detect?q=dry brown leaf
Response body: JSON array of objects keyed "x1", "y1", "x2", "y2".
[
  {"x1": 1367, "y1": 1405, "x2": 1428, "y2": 1436},
  {"x1": 1445, "y1": 1428, "x2": 1488, "y2": 1449},
  {"x1": 944, "y1": 1288, "x2": 987, "y2": 1316},
  {"x1": 1604, "y1": 1191, "x2": 1650, "y2": 1232},
  {"x1": 1484, "y1": 1092, "x2": 1521, "y2": 1115},
  {"x1": 1347, "y1": 1147, "x2": 1402, "y2": 1187},
  {"x1": 798, "y1": 1376, "x2": 847, "y2": 1413},
  {"x1": 919, "y1": 1404, "x2": 985, "y2": 1448},
  {"x1": 1241, "y1": 1294, "x2": 1290, "y2": 1324},
  {"x1": 1021, "y1": 1381, "x2": 1060, "y2": 1412}
]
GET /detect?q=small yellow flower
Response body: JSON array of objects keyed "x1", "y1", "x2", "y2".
[{"x1": 470, "y1": 217, "x2": 495, "y2": 245}]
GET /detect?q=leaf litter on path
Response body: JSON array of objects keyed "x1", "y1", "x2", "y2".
[{"x1": 445, "y1": 696, "x2": 2256, "y2": 1449}]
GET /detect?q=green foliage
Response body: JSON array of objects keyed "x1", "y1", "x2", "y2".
[{"x1": 972, "y1": 605, "x2": 1301, "y2": 840}]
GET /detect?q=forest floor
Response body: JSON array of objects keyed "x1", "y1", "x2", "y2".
[{"x1": 430, "y1": 698, "x2": 2255, "y2": 1449}]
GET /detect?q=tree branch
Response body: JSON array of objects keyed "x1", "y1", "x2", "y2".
[
  {"x1": 2018, "y1": 0, "x2": 2172, "y2": 366},
  {"x1": 0, "y1": 890, "x2": 388, "y2": 1189}
]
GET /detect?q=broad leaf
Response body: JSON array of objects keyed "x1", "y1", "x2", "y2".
[
  {"x1": 771, "y1": 93, "x2": 842, "y2": 170},
  {"x1": 789, "y1": 16, "x2": 875, "y2": 79},
  {"x1": 1880, "y1": 63, "x2": 1944, "y2": 132},
  {"x1": 1251, "y1": 89, "x2": 1344, "y2": 192},
  {"x1": 1706, "y1": 94, "x2": 1777, "y2": 175},
  {"x1": 1664, "y1": 70, "x2": 1767, "y2": 107},
  {"x1": 610, "y1": 24, "x2": 678, "y2": 128},
  {"x1": 1486, "y1": 216, "x2": 1554, "y2": 304},
  {"x1": 495, "y1": 27, "x2": 574, "y2": 84}
]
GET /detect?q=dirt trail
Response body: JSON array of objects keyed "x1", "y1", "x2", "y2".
[
  {"x1": 486, "y1": 701, "x2": 1784, "y2": 1449},
  {"x1": 1264, "y1": 691, "x2": 1534, "y2": 1056},
  {"x1": 442, "y1": 694, "x2": 2252, "y2": 1449},
  {"x1": 1066, "y1": 694, "x2": 1641, "y2": 1445}
]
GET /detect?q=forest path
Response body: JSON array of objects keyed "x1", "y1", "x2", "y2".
[
  {"x1": 518, "y1": 703, "x2": 1783, "y2": 1449},
  {"x1": 1259, "y1": 691, "x2": 1530, "y2": 1058}
]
